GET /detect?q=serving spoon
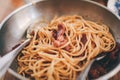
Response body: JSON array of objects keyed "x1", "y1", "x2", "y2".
[
  {"x1": 77, "y1": 55, "x2": 105, "y2": 80},
  {"x1": 0, "y1": 39, "x2": 30, "y2": 79}
]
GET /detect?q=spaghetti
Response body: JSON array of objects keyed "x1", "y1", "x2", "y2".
[{"x1": 17, "y1": 15, "x2": 116, "y2": 80}]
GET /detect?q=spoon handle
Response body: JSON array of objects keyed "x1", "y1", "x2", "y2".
[
  {"x1": 77, "y1": 59, "x2": 95, "y2": 80},
  {"x1": 0, "y1": 39, "x2": 30, "y2": 78}
]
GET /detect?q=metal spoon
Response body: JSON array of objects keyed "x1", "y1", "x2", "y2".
[
  {"x1": 0, "y1": 39, "x2": 30, "y2": 78},
  {"x1": 77, "y1": 55, "x2": 105, "y2": 80}
]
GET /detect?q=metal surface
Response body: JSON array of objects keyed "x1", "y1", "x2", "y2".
[
  {"x1": 78, "y1": 55, "x2": 106, "y2": 80},
  {"x1": 0, "y1": 0, "x2": 120, "y2": 80},
  {"x1": 0, "y1": 39, "x2": 30, "y2": 79}
]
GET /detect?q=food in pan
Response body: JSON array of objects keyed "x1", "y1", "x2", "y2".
[{"x1": 17, "y1": 15, "x2": 116, "y2": 80}]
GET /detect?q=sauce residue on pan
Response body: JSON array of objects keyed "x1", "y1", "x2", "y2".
[{"x1": 88, "y1": 43, "x2": 120, "y2": 79}]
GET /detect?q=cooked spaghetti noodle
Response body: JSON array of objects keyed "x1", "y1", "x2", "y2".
[{"x1": 17, "y1": 15, "x2": 116, "y2": 80}]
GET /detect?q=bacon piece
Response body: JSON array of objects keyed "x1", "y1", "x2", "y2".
[
  {"x1": 52, "y1": 23, "x2": 70, "y2": 51},
  {"x1": 57, "y1": 35, "x2": 65, "y2": 42},
  {"x1": 64, "y1": 45, "x2": 71, "y2": 51},
  {"x1": 52, "y1": 30, "x2": 57, "y2": 40},
  {"x1": 57, "y1": 23, "x2": 65, "y2": 36},
  {"x1": 81, "y1": 34, "x2": 87, "y2": 44},
  {"x1": 53, "y1": 40, "x2": 61, "y2": 47}
]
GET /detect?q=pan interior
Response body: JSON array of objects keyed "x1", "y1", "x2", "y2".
[{"x1": 0, "y1": 0, "x2": 120, "y2": 79}]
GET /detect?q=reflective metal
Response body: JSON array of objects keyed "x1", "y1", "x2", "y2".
[{"x1": 0, "y1": 0, "x2": 120, "y2": 80}]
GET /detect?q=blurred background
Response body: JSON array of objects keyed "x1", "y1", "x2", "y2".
[
  {"x1": 0, "y1": 0, "x2": 108, "y2": 22},
  {"x1": 0, "y1": 0, "x2": 119, "y2": 80},
  {"x1": 0, "y1": 0, "x2": 24, "y2": 22}
]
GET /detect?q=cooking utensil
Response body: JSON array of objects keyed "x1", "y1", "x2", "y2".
[
  {"x1": 0, "y1": 39, "x2": 30, "y2": 78},
  {"x1": 0, "y1": 0, "x2": 120, "y2": 80},
  {"x1": 77, "y1": 55, "x2": 105, "y2": 80}
]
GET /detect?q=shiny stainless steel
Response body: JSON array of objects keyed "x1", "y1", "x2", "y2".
[
  {"x1": 77, "y1": 59, "x2": 95, "y2": 80},
  {"x1": 0, "y1": 39, "x2": 30, "y2": 79},
  {"x1": 0, "y1": 0, "x2": 120, "y2": 80},
  {"x1": 78, "y1": 55, "x2": 105, "y2": 80}
]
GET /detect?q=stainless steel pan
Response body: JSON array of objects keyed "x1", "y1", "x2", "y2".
[{"x1": 0, "y1": 0, "x2": 120, "y2": 80}]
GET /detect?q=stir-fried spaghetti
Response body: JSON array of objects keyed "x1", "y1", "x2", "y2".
[{"x1": 17, "y1": 15, "x2": 116, "y2": 80}]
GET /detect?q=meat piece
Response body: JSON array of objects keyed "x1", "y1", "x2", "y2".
[
  {"x1": 81, "y1": 34, "x2": 87, "y2": 44},
  {"x1": 53, "y1": 40, "x2": 61, "y2": 47},
  {"x1": 57, "y1": 35, "x2": 65, "y2": 42},
  {"x1": 57, "y1": 23, "x2": 65, "y2": 36},
  {"x1": 52, "y1": 30, "x2": 57, "y2": 40},
  {"x1": 52, "y1": 23, "x2": 70, "y2": 51},
  {"x1": 64, "y1": 45, "x2": 71, "y2": 51}
]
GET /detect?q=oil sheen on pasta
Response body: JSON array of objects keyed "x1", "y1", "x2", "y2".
[{"x1": 17, "y1": 15, "x2": 116, "y2": 80}]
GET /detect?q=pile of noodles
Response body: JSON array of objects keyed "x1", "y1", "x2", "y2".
[{"x1": 17, "y1": 15, "x2": 116, "y2": 80}]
